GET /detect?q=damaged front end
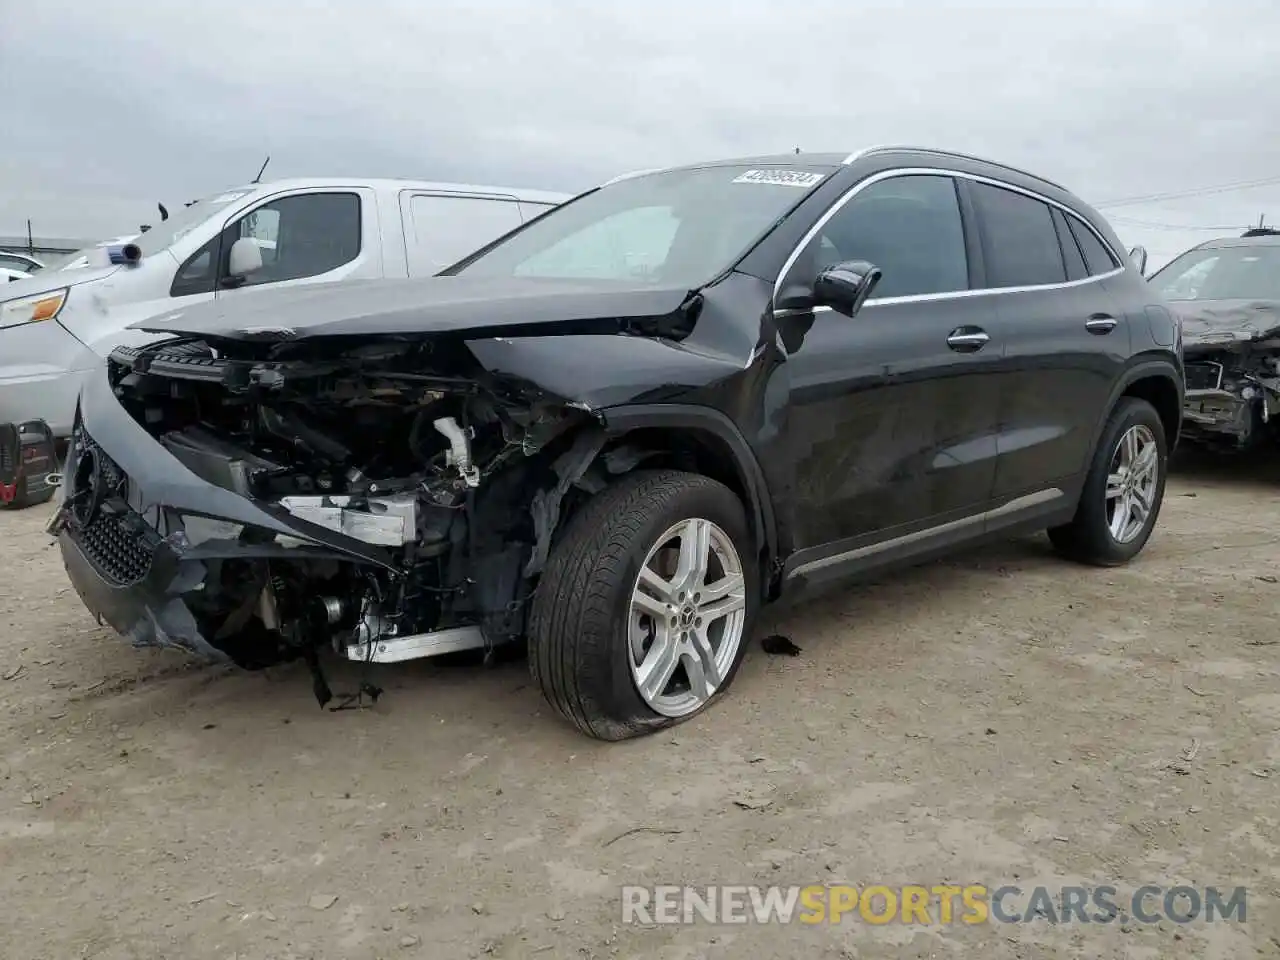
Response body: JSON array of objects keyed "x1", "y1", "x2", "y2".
[
  {"x1": 50, "y1": 333, "x2": 627, "y2": 695},
  {"x1": 1179, "y1": 302, "x2": 1280, "y2": 451}
]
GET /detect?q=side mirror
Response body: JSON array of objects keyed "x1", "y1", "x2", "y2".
[
  {"x1": 813, "y1": 260, "x2": 882, "y2": 317},
  {"x1": 227, "y1": 236, "x2": 264, "y2": 281},
  {"x1": 1128, "y1": 245, "x2": 1148, "y2": 276}
]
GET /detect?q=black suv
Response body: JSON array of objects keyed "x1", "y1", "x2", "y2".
[
  {"x1": 50, "y1": 146, "x2": 1184, "y2": 741},
  {"x1": 1144, "y1": 230, "x2": 1280, "y2": 450}
]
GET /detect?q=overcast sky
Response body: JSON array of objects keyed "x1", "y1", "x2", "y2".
[{"x1": 3, "y1": 0, "x2": 1278, "y2": 267}]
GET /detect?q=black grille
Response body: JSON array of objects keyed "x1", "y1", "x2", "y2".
[
  {"x1": 1185, "y1": 362, "x2": 1223, "y2": 392},
  {"x1": 69, "y1": 433, "x2": 158, "y2": 586}
]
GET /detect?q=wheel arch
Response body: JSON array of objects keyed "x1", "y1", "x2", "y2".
[
  {"x1": 596, "y1": 404, "x2": 779, "y2": 589},
  {"x1": 1089, "y1": 359, "x2": 1184, "y2": 463}
]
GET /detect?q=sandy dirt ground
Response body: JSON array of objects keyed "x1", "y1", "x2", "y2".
[{"x1": 2, "y1": 451, "x2": 1279, "y2": 960}]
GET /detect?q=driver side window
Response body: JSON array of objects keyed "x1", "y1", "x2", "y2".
[
  {"x1": 170, "y1": 192, "x2": 362, "y2": 297},
  {"x1": 787, "y1": 174, "x2": 970, "y2": 300}
]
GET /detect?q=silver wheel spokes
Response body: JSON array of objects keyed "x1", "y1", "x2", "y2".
[
  {"x1": 1106, "y1": 424, "x2": 1159, "y2": 544},
  {"x1": 628, "y1": 517, "x2": 747, "y2": 718}
]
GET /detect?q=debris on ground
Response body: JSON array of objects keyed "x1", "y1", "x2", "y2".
[
  {"x1": 761, "y1": 635, "x2": 802, "y2": 656},
  {"x1": 601, "y1": 826, "x2": 683, "y2": 847},
  {"x1": 308, "y1": 894, "x2": 339, "y2": 911},
  {"x1": 3, "y1": 664, "x2": 24, "y2": 681},
  {"x1": 1165, "y1": 738, "x2": 1201, "y2": 776}
]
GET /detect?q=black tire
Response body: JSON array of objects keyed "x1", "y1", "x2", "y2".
[
  {"x1": 528, "y1": 469, "x2": 758, "y2": 741},
  {"x1": 1048, "y1": 397, "x2": 1168, "y2": 566}
]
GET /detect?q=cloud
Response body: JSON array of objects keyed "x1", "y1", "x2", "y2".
[{"x1": 2, "y1": 0, "x2": 1278, "y2": 263}]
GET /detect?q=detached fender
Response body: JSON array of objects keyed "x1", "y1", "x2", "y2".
[
  {"x1": 1087, "y1": 357, "x2": 1185, "y2": 464},
  {"x1": 597, "y1": 403, "x2": 778, "y2": 573}
]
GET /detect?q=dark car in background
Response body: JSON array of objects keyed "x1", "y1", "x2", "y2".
[
  {"x1": 1145, "y1": 231, "x2": 1280, "y2": 451},
  {"x1": 50, "y1": 146, "x2": 1183, "y2": 741}
]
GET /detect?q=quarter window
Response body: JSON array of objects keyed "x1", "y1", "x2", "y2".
[
  {"x1": 789, "y1": 174, "x2": 970, "y2": 299},
  {"x1": 1066, "y1": 215, "x2": 1120, "y2": 277},
  {"x1": 972, "y1": 182, "x2": 1067, "y2": 288}
]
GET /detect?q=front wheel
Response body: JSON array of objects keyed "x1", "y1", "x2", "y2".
[
  {"x1": 528, "y1": 470, "x2": 757, "y2": 741},
  {"x1": 1049, "y1": 396, "x2": 1168, "y2": 566}
]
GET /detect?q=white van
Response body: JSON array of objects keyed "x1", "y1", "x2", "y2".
[{"x1": 0, "y1": 177, "x2": 570, "y2": 436}]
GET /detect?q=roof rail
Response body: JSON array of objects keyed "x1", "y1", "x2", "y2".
[{"x1": 842, "y1": 145, "x2": 1068, "y2": 192}]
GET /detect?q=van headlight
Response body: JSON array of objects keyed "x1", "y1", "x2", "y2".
[{"x1": 0, "y1": 288, "x2": 69, "y2": 330}]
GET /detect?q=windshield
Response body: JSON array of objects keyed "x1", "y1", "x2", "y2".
[
  {"x1": 131, "y1": 188, "x2": 255, "y2": 258},
  {"x1": 1149, "y1": 244, "x2": 1280, "y2": 301},
  {"x1": 448, "y1": 164, "x2": 833, "y2": 287}
]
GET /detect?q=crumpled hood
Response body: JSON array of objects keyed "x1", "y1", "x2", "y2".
[
  {"x1": 132, "y1": 275, "x2": 697, "y2": 343},
  {"x1": 1174, "y1": 299, "x2": 1280, "y2": 349},
  {"x1": 0, "y1": 264, "x2": 121, "y2": 300}
]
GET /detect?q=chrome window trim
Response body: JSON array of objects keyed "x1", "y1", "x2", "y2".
[{"x1": 772, "y1": 165, "x2": 1126, "y2": 312}]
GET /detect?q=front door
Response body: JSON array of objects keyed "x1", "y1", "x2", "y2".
[{"x1": 777, "y1": 172, "x2": 1002, "y2": 565}]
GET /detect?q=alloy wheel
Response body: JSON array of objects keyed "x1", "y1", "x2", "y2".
[
  {"x1": 1105, "y1": 424, "x2": 1159, "y2": 544},
  {"x1": 627, "y1": 517, "x2": 748, "y2": 718}
]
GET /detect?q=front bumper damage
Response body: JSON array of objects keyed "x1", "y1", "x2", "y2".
[
  {"x1": 49, "y1": 358, "x2": 547, "y2": 681},
  {"x1": 1177, "y1": 302, "x2": 1280, "y2": 451},
  {"x1": 1181, "y1": 357, "x2": 1280, "y2": 450},
  {"x1": 48, "y1": 371, "x2": 407, "y2": 668}
]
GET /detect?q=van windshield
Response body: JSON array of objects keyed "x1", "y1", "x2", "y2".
[
  {"x1": 132, "y1": 189, "x2": 254, "y2": 257},
  {"x1": 447, "y1": 164, "x2": 833, "y2": 288}
]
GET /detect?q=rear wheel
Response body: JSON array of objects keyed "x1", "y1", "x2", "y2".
[
  {"x1": 1049, "y1": 397, "x2": 1167, "y2": 566},
  {"x1": 528, "y1": 469, "x2": 757, "y2": 741}
]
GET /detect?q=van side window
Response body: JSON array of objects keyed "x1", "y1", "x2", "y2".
[
  {"x1": 231, "y1": 193, "x2": 362, "y2": 286},
  {"x1": 1066, "y1": 214, "x2": 1120, "y2": 277},
  {"x1": 405, "y1": 195, "x2": 524, "y2": 278},
  {"x1": 971, "y1": 182, "x2": 1067, "y2": 288},
  {"x1": 785, "y1": 174, "x2": 970, "y2": 299}
]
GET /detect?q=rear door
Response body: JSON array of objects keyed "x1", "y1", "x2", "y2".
[
  {"x1": 968, "y1": 179, "x2": 1128, "y2": 502},
  {"x1": 399, "y1": 193, "x2": 524, "y2": 278}
]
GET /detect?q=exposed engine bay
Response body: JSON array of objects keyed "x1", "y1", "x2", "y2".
[
  {"x1": 95, "y1": 334, "x2": 646, "y2": 701},
  {"x1": 1179, "y1": 302, "x2": 1280, "y2": 451}
]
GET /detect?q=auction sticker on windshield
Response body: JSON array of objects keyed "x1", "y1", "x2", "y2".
[{"x1": 732, "y1": 169, "x2": 825, "y2": 188}]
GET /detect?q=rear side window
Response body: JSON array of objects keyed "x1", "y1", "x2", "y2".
[
  {"x1": 972, "y1": 182, "x2": 1067, "y2": 288},
  {"x1": 1066, "y1": 215, "x2": 1120, "y2": 277},
  {"x1": 405, "y1": 195, "x2": 524, "y2": 277}
]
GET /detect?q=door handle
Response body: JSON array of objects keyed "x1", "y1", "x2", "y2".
[
  {"x1": 1086, "y1": 314, "x2": 1119, "y2": 334},
  {"x1": 946, "y1": 327, "x2": 990, "y2": 352}
]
